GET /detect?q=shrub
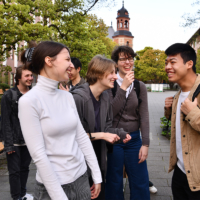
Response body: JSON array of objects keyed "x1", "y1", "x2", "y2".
[
  {"x1": 160, "y1": 116, "x2": 171, "y2": 138},
  {"x1": 0, "y1": 83, "x2": 10, "y2": 92}
]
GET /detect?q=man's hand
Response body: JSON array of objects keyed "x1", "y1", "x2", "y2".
[
  {"x1": 120, "y1": 71, "x2": 134, "y2": 91},
  {"x1": 138, "y1": 146, "x2": 148, "y2": 164},
  {"x1": 103, "y1": 133, "x2": 120, "y2": 144},
  {"x1": 181, "y1": 98, "x2": 198, "y2": 116},
  {"x1": 123, "y1": 134, "x2": 131, "y2": 143},
  {"x1": 165, "y1": 96, "x2": 173, "y2": 110},
  {"x1": 7, "y1": 151, "x2": 15, "y2": 155},
  {"x1": 91, "y1": 183, "x2": 101, "y2": 199},
  {"x1": 59, "y1": 83, "x2": 69, "y2": 92}
]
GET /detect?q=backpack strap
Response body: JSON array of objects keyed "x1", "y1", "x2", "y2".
[
  {"x1": 192, "y1": 84, "x2": 200, "y2": 102},
  {"x1": 133, "y1": 79, "x2": 141, "y2": 129},
  {"x1": 10, "y1": 89, "x2": 18, "y2": 109},
  {"x1": 9, "y1": 89, "x2": 19, "y2": 118},
  {"x1": 111, "y1": 80, "x2": 118, "y2": 98},
  {"x1": 134, "y1": 79, "x2": 142, "y2": 105}
]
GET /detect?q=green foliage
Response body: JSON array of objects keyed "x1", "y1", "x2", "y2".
[
  {"x1": 160, "y1": 116, "x2": 171, "y2": 138},
  {"x1": 0, "y1": 0, "x2": 117, "y2": 77},
  {"x1": 135, "y1": 47, "x2": 153, "y2": 59},
  {"x1": 0, "y1": 83, "x2": 10, "y2": 92},
  {"x1": 134, "y1": 47, "x2": 167, "y2": 83},
  {"x1": 196, "y1": 49, "x2": 200, "y2": 74},
  {"x1": 0, "y1": 64, "x2": 12, "y2": 84}
]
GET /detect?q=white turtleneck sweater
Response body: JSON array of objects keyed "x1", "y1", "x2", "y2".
[{"x1": 18, "y1": 75, "x2": 102, "y2": 200}]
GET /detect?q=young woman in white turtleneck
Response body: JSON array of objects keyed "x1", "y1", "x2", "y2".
[{"x1": 18, "y1": 41, "x2": 102, "y2": 200}]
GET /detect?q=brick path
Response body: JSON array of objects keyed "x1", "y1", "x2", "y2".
[{"x1": 0, "y1": 91, "x2": 177, "y2": 200}]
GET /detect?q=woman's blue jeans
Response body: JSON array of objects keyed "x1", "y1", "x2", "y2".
[{"x1": 105, "y1": 130, "x2": 150, "y2": 200}]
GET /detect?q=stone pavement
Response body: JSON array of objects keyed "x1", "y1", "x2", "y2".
[{"x1": 0, "y1": 91, "x2": 177, "y2": 200}]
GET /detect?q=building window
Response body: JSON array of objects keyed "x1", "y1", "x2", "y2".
[
  {"x1": 120, "y1": 23, "x2": 123, "y2": 28},
  {"x1": 126, "y1": 41, "x2": 129, "y2": 46},
  {"x1": 124, "y1": 20, "x2": 128, "y2": 28},
  {"x1": 117, "y1": 20, "x2": 119, "y2": 28}
]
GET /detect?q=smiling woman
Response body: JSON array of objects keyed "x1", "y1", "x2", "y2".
[
  {"x1": 18, "y1": 41, "x2": 102, "y2": 200},
  {"x1": 69, "y1": 55, "x2": 131, "y2": 200}
]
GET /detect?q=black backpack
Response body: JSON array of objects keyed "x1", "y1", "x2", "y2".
[{"x1": 111, "y1": 79, "x2": 142, "y2": 128}]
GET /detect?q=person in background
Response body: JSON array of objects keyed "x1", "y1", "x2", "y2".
[
  {"x1": 59, "y1": 57, "x2": 85, "y2": 91},
  {"x1": 18, "y1": 41, "x2": 102, "y2": 200},
  {"x1": 105, "y1": 46, "x2": 150, "y2": 200},
  {"x1": 165, "y1": 43, "x2": 200, "y2": 200},
  {"x1": 69, "y1": 55, "x2": 131, "y2": 200},
  {"x1": 1, "y1": 65, "x2": 33, "y2": 200}
]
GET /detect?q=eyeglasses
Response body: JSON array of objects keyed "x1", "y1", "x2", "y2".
[{"x1": 118, "y1": 57, "x2": 134, "y2": 63}]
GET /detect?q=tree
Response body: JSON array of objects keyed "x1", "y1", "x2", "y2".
[
  {"x1": 0, "y1": 0, "x2": 117, "y2": 77},
  {"x1": 182, "y1": 0, "x2": 200, "y2": 27},
  {"x1": 134, "y1": 48, "x2": 167, "y2": 83},
  {"x1": 196, "y1": 49, "x2": 200, "y2": 73}
]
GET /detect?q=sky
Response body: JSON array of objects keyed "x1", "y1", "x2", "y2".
[{"x1": 89, "y1": 0, "x2": 200, "y2": 52}]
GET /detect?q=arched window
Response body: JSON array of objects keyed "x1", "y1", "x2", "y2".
[
  {"x1": 126, "y1": 41, "x2": 129, "y2": 46},
  {"x1": 124, "y1": 20, "x2": 128, "y2": 28},
  {"x1": 118, "y1": 20, "x2": 119, "y2": 28},
  {"x1": 120, "y1": 23, "x2": 123, "y2": 28}
]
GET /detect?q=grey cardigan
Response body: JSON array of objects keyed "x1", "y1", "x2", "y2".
[
  {"x1": 70, "y1": 83, "x2": 127, "y2": 174},
  {"x1": 107, "y1": 81, "x2": 150, "y2": 146}
]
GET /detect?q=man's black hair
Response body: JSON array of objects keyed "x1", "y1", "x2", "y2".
[
  {"x1": 165, "y1": 43, "x2": 197, "y2": 73},
  {"x1": 71, "y1": 57, "x2": 82, "y2": 71}
]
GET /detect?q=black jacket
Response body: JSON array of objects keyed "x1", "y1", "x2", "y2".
[{"x1": 0, "y1": 85, "x2": 25, "y2": 152}]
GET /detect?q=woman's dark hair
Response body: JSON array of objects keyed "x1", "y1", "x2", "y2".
[
  {"x1": 21, "y1": 41, "x2": 70, "y2": 74},
  {"x1": 111, "y1": 46, "x2": 137, "y2": 63},
  {"x1": 165, "y1": 43, "x2": 196, "y2": 73}
]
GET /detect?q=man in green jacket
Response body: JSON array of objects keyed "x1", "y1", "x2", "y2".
[{"x1": 165, "y1": 43, "x2": 200, "y2": 199}]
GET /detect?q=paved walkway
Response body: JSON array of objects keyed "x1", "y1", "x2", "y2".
[
  {"x1": 0, "y1": 91, "x2": 177, "y2": 200},
  {"x1": 124, "y1": 91, "x2": 177, "y2": 200}
]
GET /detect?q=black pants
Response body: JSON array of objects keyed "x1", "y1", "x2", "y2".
[
  {"x1": 6, "y1": 146, "x2": 32, "y2": 200},
  {"x1": 172, "y1": 165, "x2": 200, "y2": 200}
]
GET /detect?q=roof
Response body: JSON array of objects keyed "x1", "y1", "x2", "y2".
[
  {"x1": 117, "y1": 5, "x2": 129, "y2": 18},
  {"x1": 113, "y1": 30, "x2": 133, "y2": 37},
  {"x1": 186, "y1": 27, "x2": 200, "y2": 44}
]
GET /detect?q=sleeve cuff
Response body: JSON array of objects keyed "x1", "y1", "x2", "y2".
[
  {"x1": 142, "y1": 139, "x2": 150, "y2": 146},
  {"x1": 4, "y1": 145, "x2": 15, "y2": 153}
]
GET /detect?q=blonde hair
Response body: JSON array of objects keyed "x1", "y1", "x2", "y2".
[{"x1": 86, "y1": 55, "x2": 116, "y2": 85}]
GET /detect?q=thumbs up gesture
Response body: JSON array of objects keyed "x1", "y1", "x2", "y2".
[{"x1": 181, "y1": 98, "x2": 198, "y2": 115}]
